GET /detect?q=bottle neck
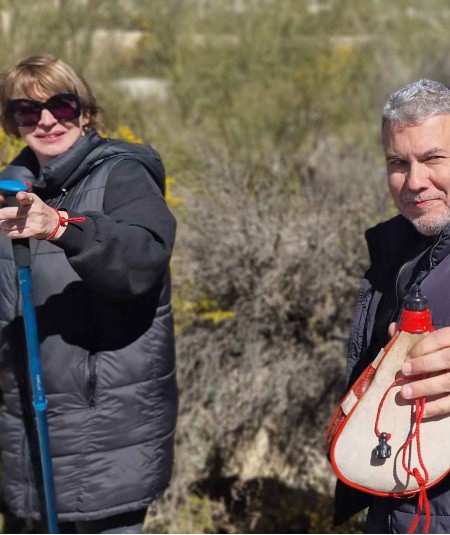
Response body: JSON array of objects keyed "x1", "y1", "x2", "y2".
[{"x1": 399, "y1": 308, "x2": 433, "y2": 333}]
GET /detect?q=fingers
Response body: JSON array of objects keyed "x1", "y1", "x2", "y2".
[
  {"x1": 16, "y1": 191, "x2": 36, "y2": 206},
  {"x1": 401, "y1": 383, "x2": 450, "y2": 418},
  {"x1": 0, "y1": 193, "x2": 33, "y2": 233},
  {"x1": 407, "y1": 327, "x2": 450, "y2": 360},
  {"x1": 388, "y1": 322, "x2": 399, "y2": 338},
  {"x1": 402, "y1": 328, "x2": 450, "y2": 375},
  {"x1": 0, "y1": 193, "x2": 57, "y2": 239},
  {"x1": 421, "y1": 394, "x2": 450, "y2": 418},
  {"x1": 399, "y1": 328, "x2": 450, "y2": 417},
  {"x1": 0, "y1": 214, "x2": 29, "y2": 237},
  {"x1": 401, "y1": 371, "x2": 450, "y2": 399},
  {"x1": 402, "y1": 345, "x2": 450, "y2": 376},
  {"x1": 401, "y1": 371, "x2": 450, "y2": 418}
]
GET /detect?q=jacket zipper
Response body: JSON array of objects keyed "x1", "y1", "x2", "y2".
[
  {"x1": 427, "y1": 234, "x2": 443, "y2": 272},
  {"x1": 86, "y1": 353, "x2": 97, "y2": 409},
  {"x1": 390, "y1": 235, "x2": 442, "y2": 324},
  {"x1": 391, "y1": 261, "x2": 409, "y2": 324}
]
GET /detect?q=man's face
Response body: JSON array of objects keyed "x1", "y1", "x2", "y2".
[{"x1": 383, "y1": 115, "x2": 450, "y2": 236}]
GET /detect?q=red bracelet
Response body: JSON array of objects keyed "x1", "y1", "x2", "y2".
[{"x1": 45, "y1": 207, "x2": 86, "y2": 241}]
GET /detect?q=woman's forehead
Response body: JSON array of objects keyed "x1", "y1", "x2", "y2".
[
  {"x1": 12, "y1": 83, "x2": 59, "y2": 100},
  {"x1": 11, "y1": 73, "x2": 71, "y2": 98}
]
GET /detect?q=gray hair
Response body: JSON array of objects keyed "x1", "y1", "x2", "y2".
[{"x1": 382, "y1": 78, "x2": 450, "y2": 127}]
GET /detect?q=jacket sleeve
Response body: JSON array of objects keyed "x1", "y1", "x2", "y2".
[{"x1": 52, "y1": 158, "x2": 176, "y2": 300}]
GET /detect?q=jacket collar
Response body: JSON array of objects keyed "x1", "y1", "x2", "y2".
[
  {"x1": 34, "y1": 130, "x2": 106, "y2": 199},
  {"x1": 366, "y1": 214, "x2": 450, "y2": 270},
  {"x1": 429, "y1": 223, "x2": 450, "y2": 268}
]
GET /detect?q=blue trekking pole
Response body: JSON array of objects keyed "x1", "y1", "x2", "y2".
[{"x1": 0, "y1": 180, "x2": 59, "y2": 533}]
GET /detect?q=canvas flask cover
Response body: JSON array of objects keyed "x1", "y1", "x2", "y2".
[{"x1": 327, "y1": 285, "x2": 450, "y2": 499}]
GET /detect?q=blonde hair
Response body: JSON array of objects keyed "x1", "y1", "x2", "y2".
[{"x1": 0, "y1": 54, "x2": 102, "y2": 137}]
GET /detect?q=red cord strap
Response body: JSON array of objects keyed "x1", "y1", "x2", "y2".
[
  {"x1": 403, "y1": 398, "x2": 430, "y2": 535},
  {"x1": 375, "y1": 379, "x2": 430, "y2": 534},
  {"x1": 45, "y1": 207, "x2": 85, "y2": 241}
]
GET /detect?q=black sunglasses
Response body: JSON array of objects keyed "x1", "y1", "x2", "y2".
[{"x1": 6, "y1": 92, "x2": 81, "y2": 127}]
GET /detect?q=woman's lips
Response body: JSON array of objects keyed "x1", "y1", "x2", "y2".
[{"x1": 36, "y1": 132, "x2": 65, "y2": 143}]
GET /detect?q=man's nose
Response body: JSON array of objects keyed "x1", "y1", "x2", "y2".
[{"x1": 406, "y1": 162, "x2": 430, "y2": 190}]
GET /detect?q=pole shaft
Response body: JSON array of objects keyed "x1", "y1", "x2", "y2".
[{"x1": 19, "y1": 266, "x2": 59, "y2": 534}]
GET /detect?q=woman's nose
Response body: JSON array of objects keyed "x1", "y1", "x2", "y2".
[{"x1": 38, "y1": 108, "x2": 57, "y2": 126}]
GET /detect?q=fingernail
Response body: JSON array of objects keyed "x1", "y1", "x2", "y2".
[
  {"x1": 402, "y1": 385, "x2": 412, "y2": 399},
  {"x1": 402, "y1": 362, "x2": 413, "y2": 375}
]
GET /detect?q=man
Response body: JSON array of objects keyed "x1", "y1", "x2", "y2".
[{"x1": 337, "y1": 79, "x2": 450, "y2": 533}]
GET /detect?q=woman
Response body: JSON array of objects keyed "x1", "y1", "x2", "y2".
[{"x1": 0, "y1": 55, "x2": 177, "y2": 533}]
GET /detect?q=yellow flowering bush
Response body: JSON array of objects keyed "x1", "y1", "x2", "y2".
[
  {"x1": 108, "y1": 125, "x2": 144, "y2": 145},
  {"x1": 171, "y1": 277, "x2": 235, "y2": 333},
  {"x1": 165, "y1": 176, "x2": 184, "y2": 208},
  {"x1": 0, "y1": 129, "x2": 26, "y2": 169}
]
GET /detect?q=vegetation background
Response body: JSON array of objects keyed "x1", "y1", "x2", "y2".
[{"x1": 0, "y1": 0, "x2": 450, "y2": 532}]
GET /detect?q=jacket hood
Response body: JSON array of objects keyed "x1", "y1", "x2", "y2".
[{"x1": 0, "y1": 130, "x2": 166, "y2": 200}]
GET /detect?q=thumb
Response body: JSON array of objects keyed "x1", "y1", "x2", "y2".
[
  {"x1": 16, "y1": 191, "x2": 36, "y2": 206},
  {"x1": 388, "y1": 321, "x2": 399, "y2": 338}
]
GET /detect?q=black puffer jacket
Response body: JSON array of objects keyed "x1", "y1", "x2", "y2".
[
  {"x1": 0, "y1": 131, "x2": 177, "y2": 522},
  {"x1": 336, "y1": 214, "x2": 450, "y2": 533}
]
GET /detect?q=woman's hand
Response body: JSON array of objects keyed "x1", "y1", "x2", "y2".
[{"x1": 0, "y1": 191, "x2": 66, "y2": 240}]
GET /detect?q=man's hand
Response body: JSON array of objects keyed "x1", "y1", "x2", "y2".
[
  {"x1": 389, "y1": 322, "x2": 399, "y2": 338},
  {"x1": 400, "y1": 327, "x2": 450, "y2": 418}
]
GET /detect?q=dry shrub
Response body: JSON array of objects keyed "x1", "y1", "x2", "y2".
[{"x1": 154, "y1": 136, "x2": 392, "y2": 533}]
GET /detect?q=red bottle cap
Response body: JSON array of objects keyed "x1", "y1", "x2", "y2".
[{"x1": 398, "y1": 284, "x2": 433, "y2": 333}]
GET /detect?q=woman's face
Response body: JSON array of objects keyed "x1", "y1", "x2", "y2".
[{"x1": 16, "y1": 89, "x2": 89, "y2": 167}]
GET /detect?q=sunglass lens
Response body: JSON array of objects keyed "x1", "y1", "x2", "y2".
[
  {"x1": 11, "y1": 101, "x2": 41, "y2": 127},
  {"x1": 47, "y1": 94, "x2": 80, "y2": 122}
]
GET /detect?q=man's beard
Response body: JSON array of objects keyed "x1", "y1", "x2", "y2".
[{"x1": 407, "y1": 205, "x2": 450, "y2": 235}]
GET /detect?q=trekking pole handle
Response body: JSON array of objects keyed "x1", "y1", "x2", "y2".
[{"x1": 0, "y1": 180, "x2": 31, "y2": 268}]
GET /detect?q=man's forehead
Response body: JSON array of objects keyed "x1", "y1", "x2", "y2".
[
  {"x1": 383, "y1": 114, "x2": 450, "y2": 132},
  {"x1": 382, "y1": 116, "x2": 450, "y2": 150}
]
